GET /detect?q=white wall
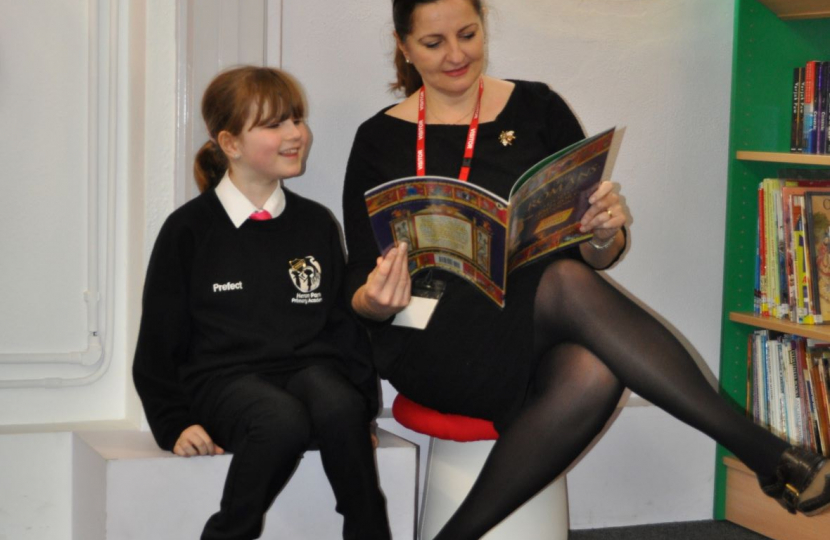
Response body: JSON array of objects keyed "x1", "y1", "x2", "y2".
[{"x1": 0, "y1": 0, "x2": 735, "y2": 536}]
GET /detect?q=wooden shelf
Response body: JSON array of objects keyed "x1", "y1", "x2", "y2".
[
  {"x1": 757, "y1": 0, "x2": 830, "y2": 20},
  {"x1": 723, "y1": 456, "x2": 830, "y2": 540},
  {"x1": 729, "y1": 312, "x2": 830, "y2": 341},
  {"x1": 736, "y1": 151, "x2": 830, "y2": 166}
]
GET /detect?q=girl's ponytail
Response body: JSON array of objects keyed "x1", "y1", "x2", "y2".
[{"x1": 193, "y1": 140, "x2": 227, "y2": 193}]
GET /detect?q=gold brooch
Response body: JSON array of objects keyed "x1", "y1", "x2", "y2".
[{"x1": 499, "y1": 130, "x2": 516, "y2": 147}]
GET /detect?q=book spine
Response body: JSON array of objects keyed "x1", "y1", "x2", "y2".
[
  {"x1": 796, "y1": 338, "x2": 815, "y2": 450},
  {"x1": 763, "y1": 334, "x2": 778, "y2": 435},
  {"x1": 817, "y1": 62, "x2": 826, "y2": 155},
  {"x1": 799, "y1": 66, "x2": 807, "y2": 153},
  {"x1": 758, "y1": 183, "x2": 769, "y2": 316},
  {"x1": 810, "y1": 349, "x2": 830, "y2": 455},
  {"x1": 778, "y1": 340, "x2": 790, "y2": 440},
  {"x1": 788, "y1": 342, "x2": 806, "y2": 445},
  {"x1": 823, "y1": 62, "x2": 830, "y2": 154},
  {"x1": 801, "y1": 194, "x2": 821, "y2": 323},
  {"x1": 793, "y1": 67, "x2": 804, "y2": 153},
  {"x1": 755, "y1": 330, "x2": 769, "y2": 429},
  {"x1": 804, "y1": 61, "x2": 817, "y2": 155},
  {"x1": 805, "y1": 368, "x2": 822, "y2": 453},
  {"x1": 821, "y1": 355, "x2": 830, "y2": 455}
]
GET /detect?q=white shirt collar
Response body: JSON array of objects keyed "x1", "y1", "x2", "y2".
[{"x1": 214, "y1": 171, "x2": 286, "y2": 228}]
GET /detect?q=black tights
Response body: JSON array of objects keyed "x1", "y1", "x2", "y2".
[{"x1": 433, "y1": 259, "x2": 789, "y2": 540}]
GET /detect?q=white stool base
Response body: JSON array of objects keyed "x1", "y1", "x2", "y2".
[{"x1": 420, "y1": 437, "x2": 569, "y2": 540}]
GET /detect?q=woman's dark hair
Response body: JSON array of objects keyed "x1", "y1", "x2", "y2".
[
  {"x1": 391, "y1": 0, "x2": 485, "y2": 96},
  {"x1": 194, "y1": 66, "x2": 306, "y2": 192}
]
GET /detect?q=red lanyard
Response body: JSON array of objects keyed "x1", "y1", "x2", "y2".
[{"x1": 416, "y1": 78, "x2": 483, "y2": 182}]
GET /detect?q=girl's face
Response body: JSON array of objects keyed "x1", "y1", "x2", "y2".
[
  {"x1": 399, "y1": 0, "x2": 485, "y2": 97},
  {"x1": 231, "y1": 103, "x2": 309, "y2": 183}
]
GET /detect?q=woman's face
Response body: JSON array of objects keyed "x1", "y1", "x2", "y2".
[{"x1": 399, "y1": 0, "x2": 485, "y2": 97}]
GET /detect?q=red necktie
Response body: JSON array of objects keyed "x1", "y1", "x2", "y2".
[{"x1": 249, "y1": 209, "x2": 272, "y2": 221}]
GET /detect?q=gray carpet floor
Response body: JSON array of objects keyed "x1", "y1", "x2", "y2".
[{"x1": 570, "y1": 520, "x2": 771, "y2": 540}]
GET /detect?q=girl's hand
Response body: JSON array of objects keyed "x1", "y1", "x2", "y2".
[
  {"x1": 174, "y1": 425, "x2": 225, "y2": 457},
  {"x1": 352, "y1": 242, "x2": 411, "y2": 321},
  {"x1": 579, "y1": 181, "x2": 625, "y2": 240}
]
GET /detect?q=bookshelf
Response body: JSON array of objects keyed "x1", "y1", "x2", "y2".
[
  {"x1": 717, "y1": 0, "x2": 830, "y2": 537},
  {"x1": 756, "y1": 0, "x2": 830, "y2": 20}
]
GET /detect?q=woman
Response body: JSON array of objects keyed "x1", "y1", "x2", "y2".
[
  {"x1": 134, "y1": 66, "x2": 391, "y2": 540},
  {"x1": 342, "y1": 1, "x2": 830, "y2": 539}
]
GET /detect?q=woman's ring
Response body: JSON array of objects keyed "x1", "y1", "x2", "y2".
[{"x1": 606, "y1": 209, "x2": 613, "y2": 218}]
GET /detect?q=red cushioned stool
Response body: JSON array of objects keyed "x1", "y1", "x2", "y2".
[{"x1": 392, "y1": 394, "x2": 569, "y2": 540}]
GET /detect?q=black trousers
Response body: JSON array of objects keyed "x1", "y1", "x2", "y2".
[{"x1": 193, "y1": 364, "x2": 391, "y2": 540}]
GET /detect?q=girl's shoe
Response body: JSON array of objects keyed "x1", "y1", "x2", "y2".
[{"x1": 759, "y1": 446, "x2": 830, "y2": 516}]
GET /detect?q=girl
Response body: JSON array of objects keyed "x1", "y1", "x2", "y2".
[
  {"x1": 134, "y1": 66, "x2": 391, "y2": 540},
  {"x1": 342, "y1": 1, "x2": 830, "y2": 539}
]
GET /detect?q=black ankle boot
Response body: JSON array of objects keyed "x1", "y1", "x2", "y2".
[{"x1": 759, "y1": 447, "x2": 830, "y2": 516}]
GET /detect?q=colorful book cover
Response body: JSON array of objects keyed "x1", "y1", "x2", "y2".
[
  {"x1": 804, "y1": 192, "x2": 830, "y2": 320},
  {"x1": 364, "y1": 128, "x2": 618, "y2": 307}
]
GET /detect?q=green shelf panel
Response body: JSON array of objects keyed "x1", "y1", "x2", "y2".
[{"x1": 715, "y1": 0, "x2": 830, "y2": 520}]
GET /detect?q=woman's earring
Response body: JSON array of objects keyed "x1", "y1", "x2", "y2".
[{"x1": 405, "y1": 57, "x2": 411, "y2": 64}]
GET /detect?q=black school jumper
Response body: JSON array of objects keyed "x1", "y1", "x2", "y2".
[{"x1": 134, "y1": 188, "x2": 389, "y2": 540}]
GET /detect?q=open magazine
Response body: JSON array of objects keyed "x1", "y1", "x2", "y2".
[{"x1": 364, "y1": 127, "x2": 618, "y2": 307}]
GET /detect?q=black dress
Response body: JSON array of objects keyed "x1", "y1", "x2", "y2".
[{"x1": 342, "y1": 80, "x2": 595, "y2": 430}]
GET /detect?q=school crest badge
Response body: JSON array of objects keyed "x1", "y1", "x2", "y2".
[{"x1": 288, "y1": 256, "x2": 322, "y2": 293}]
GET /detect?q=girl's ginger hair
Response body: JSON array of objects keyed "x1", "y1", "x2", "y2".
[{"x1": 194, "y1": 66, "x2": 306, "y2": 192}]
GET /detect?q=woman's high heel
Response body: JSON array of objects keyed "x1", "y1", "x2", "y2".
[{"x1": 759, "y1": 447, "x2": 830, "y2": 516}]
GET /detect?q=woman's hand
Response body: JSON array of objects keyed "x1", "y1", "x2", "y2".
[
  {"x1": 579, "y1": 181, "x2": 625, "y2": 239},
  {"x1": 578, "y1": 181, "x2": 626, "y2": 267},
  {"x1": 174, "y1": 425, "x2": 225, "y2": 457},
  {"x1": 352, "y1": 242, "x2": 411, "y2": 321}
]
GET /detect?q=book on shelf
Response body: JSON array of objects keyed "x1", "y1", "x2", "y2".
[
  {"x1": 815, "y1": 62, "x2": 830, "y2": 154},
  {"x1": 804, "y1": 61, "x2": 817, "y2": 154},
  {"x1": 754, "y1": 179, "x2": 830, "y2": 323},
  {"x1": 804, "y1": 192, "x2": 830, "y2": 320},
  {"x1": 793, "y1": 67, "x2": 804, "y2": 153},
  {"x1": 364, "y1": 128, "x2": 618, "y2": 307},
  {"x1": 747, "y1": 332, "x2": 830, "y2": 456},
  {"x1": 791, "y1": 60, "x2": 830, "y2": 155}
]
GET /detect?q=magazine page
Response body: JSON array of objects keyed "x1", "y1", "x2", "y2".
[
  {"x1": 506, "y1": 128, "x2": 616, "y2": 272},
  {"x1": 364, "y1": 176, "x2": 511, "y2": 306}
]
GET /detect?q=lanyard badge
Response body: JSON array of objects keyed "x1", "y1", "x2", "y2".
[
  {"x1": 394, "y1": 79, "x2": 484, "y2": 330},
  {"x1": 416, "y1": 78, "x2": 484, "y2": 181}
]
